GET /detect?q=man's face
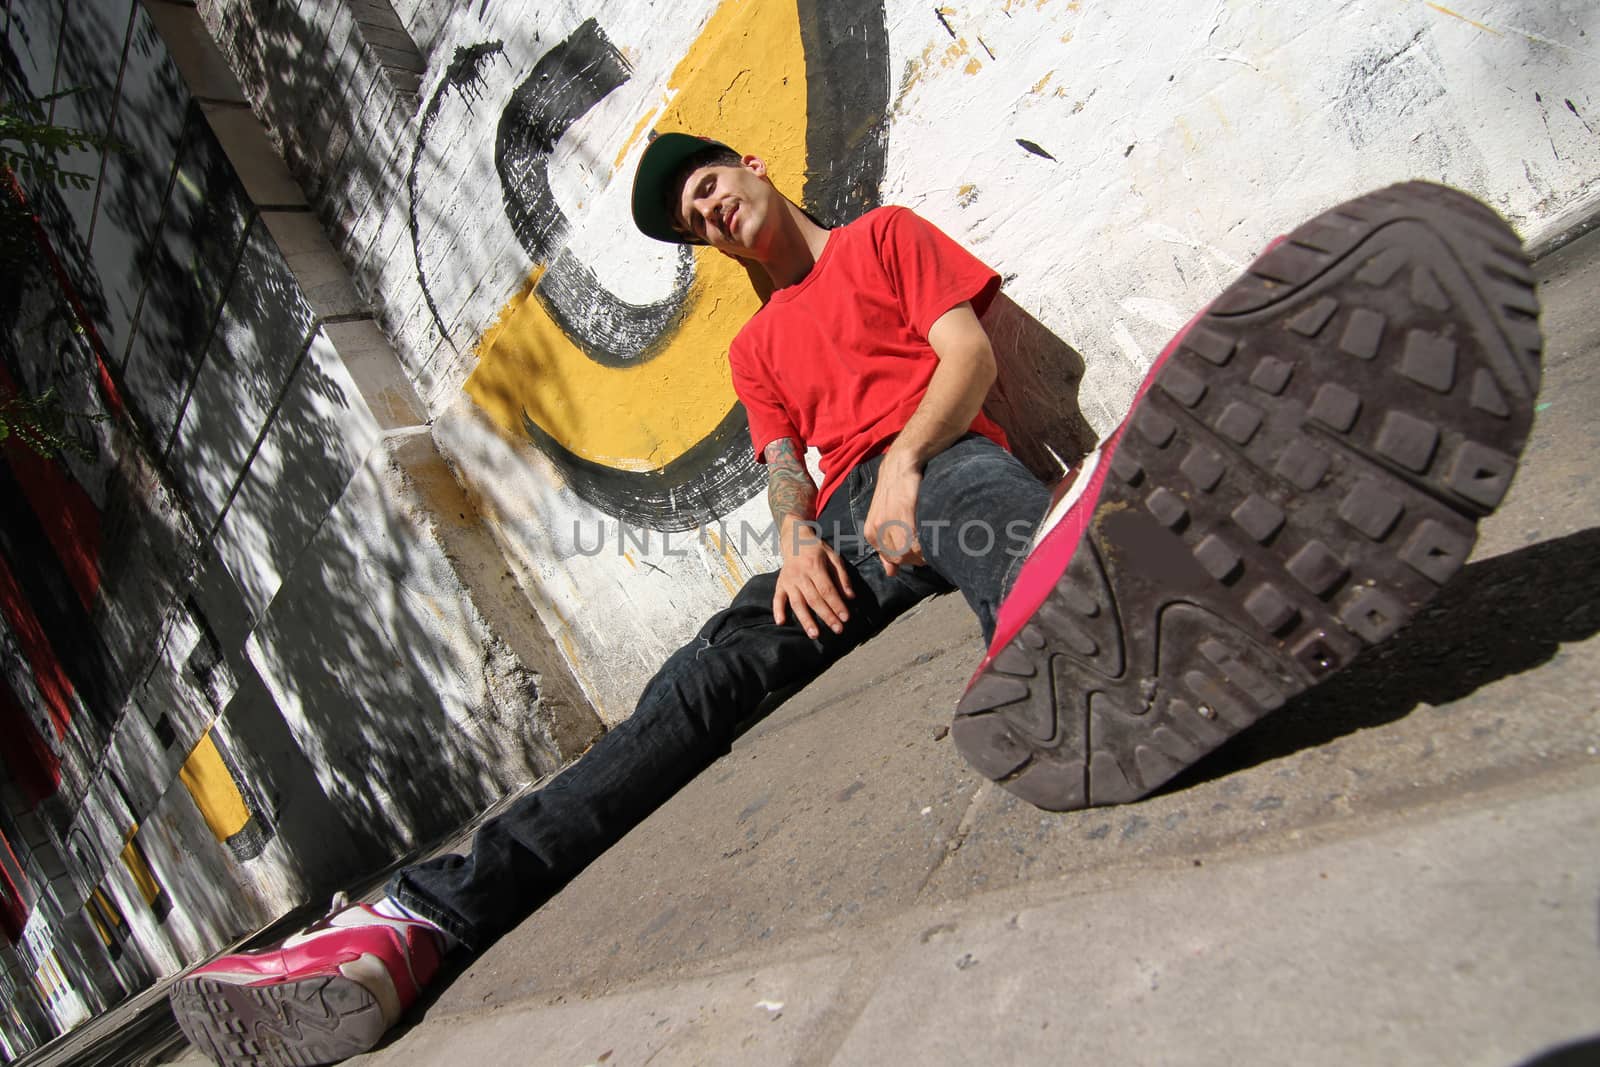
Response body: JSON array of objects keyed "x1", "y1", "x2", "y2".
[{"x1": 673, "y1": 156, "x2": 774, "y2": 257}]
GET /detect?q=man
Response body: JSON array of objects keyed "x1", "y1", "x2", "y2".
[{"x1": 171, "y1": 133, "x2": 1542, "y2": 1066}]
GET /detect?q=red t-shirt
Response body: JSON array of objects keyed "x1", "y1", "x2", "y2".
[{"x1": 730, "y1": 206, "x2": 1007, "y2": 513}]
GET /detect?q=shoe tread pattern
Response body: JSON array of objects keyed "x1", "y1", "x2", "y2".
[
  {"x1": 170, "y1": 974, "x2": 385, "y2": 1067},
  {"x1": 954, "y1": 182, "x2": 1540, "y2": 811}
]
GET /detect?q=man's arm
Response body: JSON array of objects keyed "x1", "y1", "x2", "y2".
[
  {"x1": 864, "y1": 301, "x2": 997, "y2": 575},
  {"x1": 765, "y1": 437, "x2": 854, "y2": 638}
]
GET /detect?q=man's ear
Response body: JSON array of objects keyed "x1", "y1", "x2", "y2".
[{"x1": 742, "y1": 154, "x2": 768, "y2": 178}]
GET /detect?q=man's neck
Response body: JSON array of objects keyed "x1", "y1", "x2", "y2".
[{"x1": 757, "y1": 201, "x2": 833, "y2": 290}]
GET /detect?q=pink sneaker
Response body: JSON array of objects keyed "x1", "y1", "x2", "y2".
[
  {"x1": 170, "y1": 900, "x2": 443, "y2": 1066},
  {"x1": 954, "y1": 182, "x2": 1542, "y2": 810}
]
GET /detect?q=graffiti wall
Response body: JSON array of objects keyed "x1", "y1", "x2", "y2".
[{"x1": 351, "y1": 0, "x2": 1599, "y2": 719}]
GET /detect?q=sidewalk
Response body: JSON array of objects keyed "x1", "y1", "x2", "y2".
[{"x1": 174, "y1": 229, "x2": 1599, "y2": 1066}]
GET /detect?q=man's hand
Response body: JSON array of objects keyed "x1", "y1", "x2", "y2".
[
  {"x1": 864, "y1": 452, "x2": 925, "y2": 577},
  {"x1": 773, "y1": 517, "x2": 854, "y2": 639},
  {"x1": 764, "y1": 437, "x2": 853, "y2": 638}
]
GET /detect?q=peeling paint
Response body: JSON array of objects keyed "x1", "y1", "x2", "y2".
[
  {"x1": 1207, "y1": 96, "x2": 1232, "y2": 131},
  {"x1": 1425, "y1": 3, "x2": 1502, "y2": 36},
  {"x1": 1175, "y1": 116, "x2": 1198, "y2": 153},
  {"x1": 699, "y1": 527, "x2": 744, "y2": 598},
  {"x1": 1566, "y1": 99, "x2": 1596, "y2": 137},
  {"x1": 614, "y1": 107, "x2": 662, "y2": 171}
]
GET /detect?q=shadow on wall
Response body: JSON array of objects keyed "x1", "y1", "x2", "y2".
[
  {"x1": 57, "y1": 2, "x2": 191, "y2": 371},
  {"x1": 118, "y1": 204, "x2": 552, "y2": 911},
  {"x1": 982, "y1": 293, "x2": 1100, "y2": 482},
  {"x1": 108, "y1": 70, "x2": 564, "y2": 881},
  {"x1": 237, "y1": 451, "x2": 553, "y2": 854},
  {"x1": 4, "y1": 0, "x2": 561, "y2": 959},
  {"x1": 173, "y1": 221, "x2": 556, "y2": 858}
]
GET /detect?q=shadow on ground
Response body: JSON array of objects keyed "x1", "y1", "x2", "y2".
[
  {"x1": 1514, "y1": 1033, "x2": 1600, "y2": 1067},
  {"x1": 1167, "y1": 524, "x2": 1600, "y2": 793},
  {"x1": 369, "y1": 952, "x2": 477, "y2": 1054}
]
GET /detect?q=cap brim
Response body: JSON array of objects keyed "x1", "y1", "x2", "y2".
[{"x1": 630, "y1": 132, "x2": 734, "y2": 245}]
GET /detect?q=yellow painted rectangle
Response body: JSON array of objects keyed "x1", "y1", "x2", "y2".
[
  {"x1": 90, "y1": 887, "x2": 125, "y2": 931},
  {"x1": 120, "y1": 834, "x2": 163, "y2": 907},
  {"x1": 85, "y1": 905, "x2": 113, "y2": 948},
  {"x1": 178, "y1": 731, "x2": 252, "y2": 841}
]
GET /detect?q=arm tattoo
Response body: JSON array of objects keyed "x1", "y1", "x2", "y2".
[{"x1": 763, "y1": 438, "x2": 817, "y2": 525}]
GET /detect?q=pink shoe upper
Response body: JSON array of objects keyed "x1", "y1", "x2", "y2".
[{"x1": 189, "y1": 903, "x2": 442, "y2": 1019}]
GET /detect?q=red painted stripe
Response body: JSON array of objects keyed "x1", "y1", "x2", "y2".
[
  {"x1": 0, "y1": 553, "x2": 76, "y2": 739},
  {"x1": 0, "y1": 823, "x2": 34, "y2": 943},
  {"x1": 0, "y1": 363, "x2": 103, "y2": 611},
  {"x1": 0, "y1": 678, "x2": 60, "y2": 812},
  {"x1": 3, "y1": 168, "x2": 126, "y2": 418}
]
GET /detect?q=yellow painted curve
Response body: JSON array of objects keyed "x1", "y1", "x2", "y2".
[{"x1": 466, "y1": 0, "x2": 809, "y2": 469}]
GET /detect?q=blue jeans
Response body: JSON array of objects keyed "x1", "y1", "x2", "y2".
[{"x1": 391, "y1": 436, "x2": 1050, "y2": 948}]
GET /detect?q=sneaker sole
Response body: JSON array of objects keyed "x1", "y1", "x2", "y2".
[
  {"x1": 170, "y1": 973, "x2": 387, "y2": 1067},
  {"x1": 952, "y1": 181, "x2": 1542, "y2": 811}
]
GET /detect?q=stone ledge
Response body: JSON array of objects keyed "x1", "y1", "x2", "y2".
[
  {"x1": 197, "y1": 101, "x2": 305, "y2": 206},
  {"x1": 141, "y1": 0, "x2": 247, "y2": 103}
]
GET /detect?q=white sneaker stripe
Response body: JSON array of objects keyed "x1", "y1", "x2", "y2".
[
  {"x1": 340, "y1": 952, "x2": 405, "y2": 1026},
  {"x1": 279, "y1": 909, "x2": 422, "y2": 950},
  {"x1": 1029, "y1": 444, "x2": 1105, "y2": 552}
]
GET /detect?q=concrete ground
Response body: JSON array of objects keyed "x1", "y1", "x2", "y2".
[{"x1": 164, "y1": 231, "x2": 1598, "y2": 1066}]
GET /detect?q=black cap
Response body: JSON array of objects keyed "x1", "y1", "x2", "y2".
[{"x1": 630, "y1": 132, "x2": 737, "y2": 244}]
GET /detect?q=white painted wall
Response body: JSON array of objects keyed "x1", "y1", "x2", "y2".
[
  {"x1": 886, "y1": 0, "x2": 1600, "y2": 429},
  {"x1": 363, "y1": 0, "x2": 1597, "y2": 723}
]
